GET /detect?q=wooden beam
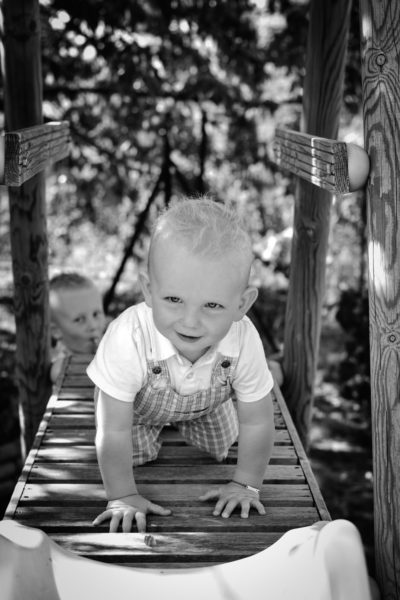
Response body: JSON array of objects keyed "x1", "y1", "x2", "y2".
[
  {"x1": 281, "y1": 0, "x2": 352, "y2": 446},
  {"x1": 2, "y1": 0, "x2": 52, "y2": 451},
  {"x1": 1, "y1": 121, "x2": 70, "y2": 187},
  {"x1": 359, "y1": 0, "x2": 400, "y2": 596},
  {"x1": 274, "y1": 128, "x2": 350, "y2": 194}
]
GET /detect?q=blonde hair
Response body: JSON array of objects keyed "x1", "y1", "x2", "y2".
[{"x1": 151, "y1": 197, "x2": 253, "y2": 266}]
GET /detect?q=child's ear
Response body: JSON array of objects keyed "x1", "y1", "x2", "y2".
[
  {"x1": 50, "y1": 320, "x2": 62, "y2": 345},
  {"x1": 235, "y1": 285, "x2": 258, "y2": 320},
  {"x1": 139, "y1": 271, "x2": 152, "y2": 307}
]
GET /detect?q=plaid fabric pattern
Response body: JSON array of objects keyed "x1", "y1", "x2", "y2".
[{"x1": 132, "y1": 356, "x2": 238, "y2": 465}]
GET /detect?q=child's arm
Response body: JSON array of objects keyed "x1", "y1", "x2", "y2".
[
  {"x1": 200, "y1": 393, "x2": 275, "y2": 518},
  {"x1": 93, "y1": 390, "x2": 171, "y2": 532}
]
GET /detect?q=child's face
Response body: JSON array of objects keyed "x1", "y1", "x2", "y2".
[
  {"x1": 141, "y1": 237, "x2": 257, "y2": 363},
  {"x1": 51, "y1": 286, "x2": 106, "y2": 354}
]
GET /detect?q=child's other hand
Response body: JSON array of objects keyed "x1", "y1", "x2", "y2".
[
  {"x1": 92, "y1": 494, "x2": 171, "y2": 533},
  {"x1": 199, "y1": 482, "x2": 265, "y2": 519}
]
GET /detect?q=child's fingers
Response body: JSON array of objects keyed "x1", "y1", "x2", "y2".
[
  {"x1": 148, "y1": 502, "x2": 172, "y2": 516},
  {"x1": 109, "y1": 512, "x2": 123, "y2": 533},
  {"x1": 199, "y1": 489, "x2": 220, "y2": 501},
  {"x1": 219, "y1": 499, "x2": 240, "y2": 518},
  {"x1": 92, "y1": 509, "x2": 112, "y2": 526},
  {"x1": 253, "y1": 499, "x2": 266, "y2": 515},
  {"x1": 122, "y1": 512, "x2": 134, "y2": 532},
  {"x1": 135, "y1": 512, "x2": 147, "y2": 533},
  {"x1": 212, "y1": 497, "x2": 233, "y2": 516}
]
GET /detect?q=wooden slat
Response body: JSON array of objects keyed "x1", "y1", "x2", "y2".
[
  {"x1": 48, "y1": 531, "x2": 284, "y2": 564},
  {"x1": 17, "y1": 482, "x2": 314, "y2": 506},
  {"x1": 2, "y1": 121, "x2": 70, "y2": 186},
  {"x1": 273, "y1": 127, "x2": 350, "y2": 193},
  {"x1": 32, "y1": 444, "x2": 299, "y2": 464},
  {"x1": 13, "y1": 505, "x2": 320, "y2": 532},
  {"x1": 29, "y1": 463, "x2": 304, "y2": 483}
]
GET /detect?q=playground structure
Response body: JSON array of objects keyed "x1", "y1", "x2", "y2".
[{"x1": 1, "y1": 1, "x2": 399, "y2": 598}]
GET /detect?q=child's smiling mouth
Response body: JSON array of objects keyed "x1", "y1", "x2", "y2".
[{"x1": 176, "y1": 332, "x2": 202, "y2": 343}]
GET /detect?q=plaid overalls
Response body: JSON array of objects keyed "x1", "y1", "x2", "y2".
[{"x1": 132, "y1": 356, "x2": 239, "y2": 465}]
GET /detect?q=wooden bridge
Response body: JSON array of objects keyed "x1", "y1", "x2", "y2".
[
  {"x1": 4, "y1": 354, "x2": 329, "y2": 567},
  {"x1": 2, "y1": 1, "x2": 400, "y2": 597}
]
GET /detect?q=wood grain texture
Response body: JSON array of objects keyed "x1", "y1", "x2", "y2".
[
  {"x1": 2, "y1": 0, "x2": 53, "y2": 450},
  {"x1": 360, "y1": 1, "x2": 400, "y2": 597},
  {"x1": 3, "y1": 121, "x2": 70, "y2": 186},
  {"x1": 274, "y1": 128, "x2": 350, "y2": 193}
]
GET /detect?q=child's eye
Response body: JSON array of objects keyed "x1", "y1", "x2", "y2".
[
  {"x1": 205, "y1": 302, "x2": 223, "y2": 309},
  {"x1": 74, "y1": 316, "x2": 86, "y2": 324},
  {"x1": 165, "y1": 296, "x2": 181, "y2": 304}
]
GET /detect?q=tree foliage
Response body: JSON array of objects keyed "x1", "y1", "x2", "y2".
[{"x1": 39, "y1": 0, "x2": 304, "y2": 214}]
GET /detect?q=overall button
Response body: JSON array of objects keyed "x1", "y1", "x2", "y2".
[{"x1": 186, "y1": 372, "x2": 194, "y2": 379}]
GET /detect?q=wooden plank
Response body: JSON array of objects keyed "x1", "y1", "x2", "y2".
[
  {"x1": 36, "y1": 443, "x2": 297, "y2": 465},
  {"x1": 17, "y1": 483, "x2": 314, "y2": 506},
  {"x1": 47, "y1": 531, "x2": 284, "y2": 564},
  {"x1": 35, "y1": 437, "x2": 292, "y2": 463},
  {"x1": 273, "y1": 383, "x2": 331, "y2": 520},
  {"x1": 13, "y1": 505, "x2": 320, "y2": 532},
  {"x1": 28, "y1": 463, "x2": 304, "y2": 483},
  {"x1": 2, "y1": 121, "x2": 70, "y2": 186},
  {"x1": 43, "y1": 415, "x2": 284, "y2": 445},
  {"x1": 273, "y1": 127, "x2": 350, "y2": 193}
]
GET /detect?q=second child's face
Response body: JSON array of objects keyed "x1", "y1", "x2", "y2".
[
  {"x1": 51, "y1": 286, "x2": 106, "y2": 354},
  {"x1": 141, "y1": 238, "x2": 257, "y2": 363}
]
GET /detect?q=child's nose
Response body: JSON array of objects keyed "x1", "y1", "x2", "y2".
[
  {"x1": 87, "y1": 316, "x2": 99, "y2": 332},
  {"x1": 181, "y1": 307, "x2": 200, "y2": 328}
]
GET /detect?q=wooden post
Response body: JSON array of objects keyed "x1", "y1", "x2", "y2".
[
  {"x1": 359, "y1": 1, "x2": 400, "y2": 596},
  {"x1": 282, "y1": 0, "x2": 352, "y2": 445},
  {"x1": 1, "y1": 0, "x2": 51, "y2": 451}
]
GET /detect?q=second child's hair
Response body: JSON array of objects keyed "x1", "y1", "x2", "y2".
[
  {"x1": 49, "y1": 272, "x2": 95, "y2": 293},
  {"x1": 151, "y1": 197, "x2": 253, "y2": 261}
]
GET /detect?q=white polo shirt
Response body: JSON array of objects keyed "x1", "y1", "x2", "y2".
[{"x1": 87, "y1": 302, "x2": 273, "y2": 404}]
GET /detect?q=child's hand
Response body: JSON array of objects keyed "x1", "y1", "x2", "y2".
[
  {"x1": 199, "y1": 481, "x2": 265, "y2": 519},
  {"x1": 92, "y1": 493, "x2": 171, "y2": 533}
]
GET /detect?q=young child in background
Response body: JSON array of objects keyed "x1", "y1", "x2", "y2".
[
  {"x1": 88, "y1": 197, "x2": 276, "y2": 533},
  {"x1": 49, "y1": 273, "x2": 106, "y2": 383}
]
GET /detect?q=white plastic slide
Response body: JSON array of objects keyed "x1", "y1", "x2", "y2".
[{"x1": 0, "y1": 519, "x2": 375, "y2": 600}]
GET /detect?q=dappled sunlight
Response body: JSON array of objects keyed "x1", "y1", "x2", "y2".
[{"x1": 368, "y1": 239, "x2": 388, "y2": 297}]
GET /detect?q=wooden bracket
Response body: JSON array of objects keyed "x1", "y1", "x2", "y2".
[
  {"x1": 0, "y1": 121, "x2": 70, "y2": 187},
  {"x1": 273, "y1": 128, "x2": 351, "y2": 194}
]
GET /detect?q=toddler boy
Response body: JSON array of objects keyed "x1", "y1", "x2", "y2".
[
  {"x1": 87, "y1": 198, "x2": 275, "y2": 532},
  {"x1": 49, "y1": 272, "x2": 106, "y2": 382}
]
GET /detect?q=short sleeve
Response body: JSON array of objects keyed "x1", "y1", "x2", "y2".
[
  {"x1": 86, "y1": 308, "x2": 147, "y2": 402},
  {"x1": 232, "y1": 319, "x2": 274, "y2": 403}
]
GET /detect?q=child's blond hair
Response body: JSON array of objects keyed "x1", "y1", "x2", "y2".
[{"x1": 151, "y1": 197, "x2": 253, "y2": 269}]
